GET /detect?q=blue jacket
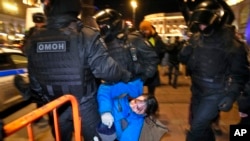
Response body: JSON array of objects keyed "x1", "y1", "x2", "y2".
[{"x1": 97, "y1": 78, "x2": 144, "y2": 141}]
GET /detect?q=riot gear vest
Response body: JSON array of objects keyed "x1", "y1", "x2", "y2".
[
  {"x1": 27, "y1": 22, "x2": 94, "y2": 101},
  {"x1": 106, "y1": 38, "x2": 133, "y2": 72}
]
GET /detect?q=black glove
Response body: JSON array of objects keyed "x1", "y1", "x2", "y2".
[
  {"x1": 14, "y1": 75, "x2": 49, "y2": 105},
  {"x1": 29, "y1": 89, "x2": 49, "y2": 105},
  {"x1": 237, "y1": 95, "x2": 250, "y2": 113},
  {"x1": 14, "y1": 75, "x2": 31, "y2": 100},
  {"x1": 244, "y1": 82, "x2": 250, "y2": 96},
  {"x1": 218, "y1": 96, "x2": 234, "y2": 112}
]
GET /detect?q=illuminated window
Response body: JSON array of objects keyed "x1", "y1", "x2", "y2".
[
  {"x1": 22, "y1": 0, "x2": 40, "y2": 6},
  {"x1": 240, "y1": 5, "x2": 249, "y2": 25},
  {"x1": 8, "y1": 23, "x2": 15, "y2": 34},
  {"x1": 0, "y1": 22, "x2": 6, "y2": 33},
  {"x1": 16, "y1": 24, "x2": 23, "y2": 33},
  {"x1": 2, "y1": 0, "x2": 18, "y2": 14},
  {"x1": 226, "y1": 0, "x2": 244, "y2": 6}
]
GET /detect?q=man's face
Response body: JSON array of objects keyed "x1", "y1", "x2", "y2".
[
  {"x1": 140, "y1": 29, "x2": 151, "y2": 38},
  {"x1": 199, "y1": 24, "x2": 207, "y2": 31},
  {"x1": 130, "y1": 95, "x2": 147, "y2": 115},
  {"x1": 36, "y1": 23, "x2": 45, "y2": 28}
]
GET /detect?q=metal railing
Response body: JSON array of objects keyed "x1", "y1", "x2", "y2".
[{"x1": 3, "y1": 94, "x2": 82, "y2": 141}]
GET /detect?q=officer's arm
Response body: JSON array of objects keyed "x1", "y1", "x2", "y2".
[
  {"x1": 86, "y1": 36, "x2": 131, "y2": 83},
  {"x1": 227, "y1": 40, "x2": 250, "y2": 101},
  {"x1": 97, "y1": 83, "x2": 113, "y2": 114},
  {"x1": 27, "y1": 66, "x2": 49, "y2": 103},
  {"x1": 178, "y1": 42, "x2": 193, "y2": 65}
]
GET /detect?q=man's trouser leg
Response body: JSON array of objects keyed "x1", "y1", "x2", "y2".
[{"x1": 186, "y1": 94, "x2": 223, "y2": 141}]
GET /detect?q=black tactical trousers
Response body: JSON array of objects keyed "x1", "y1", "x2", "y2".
[{"x1": 186, "y1": 86, "x2": 224, "y2": 141}]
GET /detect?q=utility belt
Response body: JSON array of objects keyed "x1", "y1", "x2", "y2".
[
  {"x1": 191, "y1": 75, "x2": 225, "y2": 89},
  {"x1": 40, "y1": 70, "x2": 95, "y2": 102}
]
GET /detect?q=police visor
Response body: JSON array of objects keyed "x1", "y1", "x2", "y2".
[{"x1": 189, "y1": 10, "x2": 220, "y2": 31}]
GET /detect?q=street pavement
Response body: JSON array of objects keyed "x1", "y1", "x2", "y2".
[{"x1": 3, "y1": 67, "x2": 240, "y2": 141}]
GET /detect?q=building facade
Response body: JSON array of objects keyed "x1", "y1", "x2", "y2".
[
  {"x1": 0, "y1": 0, "x2": 37, "y2": 44},
  {"x1": 231, "y1": 0, "x2": 250, "y2": 33},
  {"x1": 143, "y1": 12, "x2": 186, "y2": 43}
]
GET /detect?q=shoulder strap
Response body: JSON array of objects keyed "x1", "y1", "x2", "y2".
[
  {"x1": 63, "y1": 21, "x2": 86, "y2": 66},
  {"x1": 146, "y1": 116, "x2": 169, "y2": 131}
]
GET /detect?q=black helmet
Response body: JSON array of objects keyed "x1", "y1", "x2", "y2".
[
  {"x1": 32, "y1": 12, "x2": 46, "y2": 23},
  {"x1": 41, "y1": 0, "x2": 81, "y2": 17},
  {"x1": 93, "y1": 9, "x2": 123, "y2": 38},
  {"x1": 189, "y1": 0, "x2": 224, "y2": 33}
]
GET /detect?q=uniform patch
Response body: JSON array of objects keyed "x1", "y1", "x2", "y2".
[{"x1": 36, "y1": 41, "x2": 67, "y2": 53}]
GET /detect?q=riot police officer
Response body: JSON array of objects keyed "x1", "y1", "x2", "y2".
[
  {"x1": 179, "y1": 1, "x2": 249, "y2": 141},
  {"x1": 94, "y1": 9, "x2": 159, "y2": 83},
  {"x1": 22, "y1": 12, "x2": 46, "y2": 53},
  {"x1": 21, "y1": 0, "x2": 132, "y2": 141},
  {"x1": 25, "y1": 12, "x2": 46, "y2": 40}
]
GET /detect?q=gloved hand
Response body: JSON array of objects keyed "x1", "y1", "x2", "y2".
[
  {"x1": 101, "y1": 112, "x2": 114, "y2": 128},
  {"x1": 237, "y1": 95, "x2": 250, "y2": 113},
  {"x1": 14, "y1": 75, "x2": 49, "y2": 105},
  {"x1": 244, "y1": 83, "x2": 250, "y2": 96},
  {"x1": 218, "y1": 96, "x2": 234, "y2": 112},
  {"x1": 93, "y1": 136, "x2": 99, "y2": 141},
  {"x1": 14, "y1": 75, "x2": 31, "y2": 100},
  {"x1": 28, "y1": 89, "x2": 49, "y2": 105},
  {"x1": 121, "y1": 71, "x2": 132, "y2": 82}
]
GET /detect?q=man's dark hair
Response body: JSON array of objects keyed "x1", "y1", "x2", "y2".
[{"x1": 145, "y1": 95, "x2": 159, "y2": 116}]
